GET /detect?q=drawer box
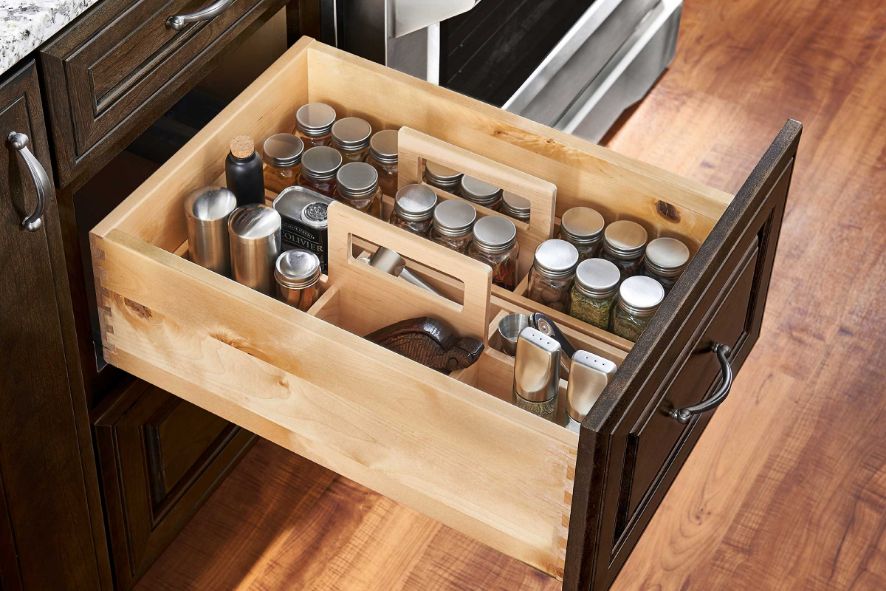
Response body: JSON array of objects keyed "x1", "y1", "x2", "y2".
[
  {"x1": 41, "y1": 0, "x2": 285, "y2": 186},
  {"x1": 90, "y1": 39, "x2": 801, "y2": 590}
]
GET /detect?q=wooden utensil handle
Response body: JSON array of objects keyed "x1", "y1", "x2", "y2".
[
  {"x1": 397, "y1": 127, "x2": 557, "y2": 243},
  {"x1": 326, "y1": 202, "x2": 493, "y2": 340}
]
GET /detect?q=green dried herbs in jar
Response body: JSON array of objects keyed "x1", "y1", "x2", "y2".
[
  {"x1": 611, "y1": 275, "x2": 665, "y2": 342},
  {"x1": 569, "y1": 258, "x2": 621, "y2": 330}
]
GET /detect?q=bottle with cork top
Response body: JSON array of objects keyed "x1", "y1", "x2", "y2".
[{"x1": 226, "y1": 136, "x2": 265, "y2": 205}]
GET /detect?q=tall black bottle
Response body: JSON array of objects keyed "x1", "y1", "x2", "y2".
[{"x1": 225, "y1": 136, "x2": 265, "y2": 205}]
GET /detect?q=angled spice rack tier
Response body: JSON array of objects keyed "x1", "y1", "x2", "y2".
[{"x1": 91, "y1": 37, "x2": 800, "y2": 589}]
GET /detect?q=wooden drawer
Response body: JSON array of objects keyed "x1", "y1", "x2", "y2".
[
  {"x1": 40, "y1": 0, "x2": 285, "y2": 186},
  {"x1": 89, "y1": 39, "x2": 801, "y2": 590}
]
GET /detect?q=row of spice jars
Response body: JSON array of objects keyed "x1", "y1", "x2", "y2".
[
  {"x1": 263, "y1": 102, "x2": 400, "y2": 196},
  {"x1": 424, "y1": 161, "x2": 533, "y2": 223},
  {"x1": 388, "y1": 184, "x2": 521, "y2": 290},
  {"x1": 558, "y1": 206, "x2": 691, "y2": 290}
]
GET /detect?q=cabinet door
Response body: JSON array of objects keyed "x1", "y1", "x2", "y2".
[
  {"x1": 95, "y1": 379, "x2": 254, "y2": 589},
  {"x1": 0, "y1": 61, "x2": 110, "y2": 590}
]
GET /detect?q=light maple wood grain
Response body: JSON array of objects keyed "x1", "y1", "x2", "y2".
[{"x1": 137, "y1": 1, "x2": 885, "y2": 588}]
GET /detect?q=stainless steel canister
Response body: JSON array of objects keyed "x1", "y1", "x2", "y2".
[
  {"x1": 227, "y1": 204, "x2": 282, "y2": 294},
  {"x1": 183, "y1": 187, "x2": 237, "y2": 276}
]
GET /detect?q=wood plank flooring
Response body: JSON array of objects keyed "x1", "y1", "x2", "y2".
[{"x1": 137, "y1": 0, "x2": 886, "y2": 589}]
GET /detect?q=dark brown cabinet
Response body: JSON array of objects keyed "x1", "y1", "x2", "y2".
[{"x1": 0, "y1": 61, "x2": 110, "y2": 590}]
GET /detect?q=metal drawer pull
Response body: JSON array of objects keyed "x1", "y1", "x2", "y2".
[
  {"x1": 670, "y1": 343, "x2": 733, "y2": 424},
  {"x1": 8, "y1": 132, "x2": 50, "y2": 232},
  {"x1": 167, "y1": 0, "x2": 235, "y2": 30}
]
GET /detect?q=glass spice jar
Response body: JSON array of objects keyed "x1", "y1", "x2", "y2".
[
  {"x1": 500, "y1": 191, "x2": 531, "y2": 222},
  {"x1": 367, "y1": 129, "x2": 398, "y2": 197},
  {"x1": 331, "y1": 117, "x2": 372, "y2": 163},
  {"x1": 424, "y1": 161, "x2": 462, "y2": 193},
  {"x1": 459, "y1": 175, "x2": 503, "y2": 211},
  {"x1": 527, "y1": 239, "x2": 580, "y2": 313},
  {"x1": 601, "y1": 220, "x2": 648, "y2": 279},
  {"x1": 643, "y1": 236, "x2": 690, "y2": 293},
  {"x1": 468, "y1": 216, "x2": 520, "y2": 289},
  {"x1": 335, "y1": 162, "x2": 382, "y2": 218},
  {"x1": 389, "y1": 184, "x2": 437, "y2": 236},
  {"x1": 560, "y1": 207, "x2": 605, "y2": 262},
  {"x1": 262, "y1": 133, "x2": 304, "y2": 194},
  {"x1": 294, "y1": 103, "x2": 336, "y2": 148},
  {"x1": 611, "y1": 275, "x2": 665, "y2": 342},
  {"x1": 569, "y1": 258, "x2": 620, "y2": 330},
  {"x1": 274, "y1": 249, "x2": 322, "y2": 311},
  {"x1": 430, "y1": 199, "x2": 477, "y2": 253},
  {"x1": 299, "y1": 146, "x2": 342, "y2": 197}
]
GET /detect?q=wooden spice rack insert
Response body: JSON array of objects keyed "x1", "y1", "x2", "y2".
[{"x1": 87, "y1": 38, "x2": 796, "y2": 589}]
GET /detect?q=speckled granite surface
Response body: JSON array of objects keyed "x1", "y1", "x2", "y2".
[{"x1": 0, "y1": 0, "x2": 98, "y2": 75}]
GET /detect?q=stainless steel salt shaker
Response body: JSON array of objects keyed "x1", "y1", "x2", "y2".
[
  {"x1": 513, "y1": 327, "x2": 561, "y2": 422},
  {"x1": 274, "y1": 249, "x2": 322, "y2": 311},
  {"x1": 184, "y1": 186, "x2": 238, "y2": 276},
  {"x1": 228, "y1": 204, "x2": 282, "y2": 295},
  {"x1": 565, "y1": 351, "x2": 617, "y2": 432}
]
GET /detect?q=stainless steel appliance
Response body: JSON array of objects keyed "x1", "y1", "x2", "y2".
[{"x1": 319, "y1": 0, "x2": 681, "y2": 141}]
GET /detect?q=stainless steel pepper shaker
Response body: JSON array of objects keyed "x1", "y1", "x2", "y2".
[
  {"x1": 513, "y1": 327, "x2": 561, "y2": 422},
  {"x1": 565, "y1": 351, "x2": 617, "y2": 432}
]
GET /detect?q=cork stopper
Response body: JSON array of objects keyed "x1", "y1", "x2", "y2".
[{"x1": 230, "y1": 136, "x2": 255, "y2": 159}]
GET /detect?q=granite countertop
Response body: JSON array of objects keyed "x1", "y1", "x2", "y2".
[{"x1": 0, "y1": 0, "x2": 99, "y2": 76}]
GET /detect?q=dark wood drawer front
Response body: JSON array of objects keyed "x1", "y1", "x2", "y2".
[
  {"x1": 565, "y1": 121, "x2": 801, "y2": 591},
  {"x1": 96, "y1": 379, "x2": 254, "y2": 588},
  {"x1": 625, "y1": 239, "x2": 759, "y2": 522},
  {"x1": 41, "y1": 0, "x2": 282, "y2": 186}
]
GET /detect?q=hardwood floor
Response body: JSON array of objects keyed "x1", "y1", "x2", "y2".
[{"x1": 137, "y1": 1, "x2": 886, "y2": 589}]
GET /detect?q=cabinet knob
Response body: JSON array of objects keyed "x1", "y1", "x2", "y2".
[
  {"x1": 669, "y1": 343, "x2": 734, "y2": 424},
  {"x1": 8, "y1": 132, "x2": 51, "y2": 232},
  {"x1": 167, "y1": 0, "x2": 236, "y2": 30}
]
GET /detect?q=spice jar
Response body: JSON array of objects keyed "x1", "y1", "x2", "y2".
[
  {"x1": 331, "y1": 117, "x2": 372, "y2": 163},
  {"x1": 602, "y1": 220, "x2": 648, "y2": 279},
  {"x1": 501, "y1": 191, "x2": 531, "y2": 222},
  {"x1": 274, "y1": 249, "x2": 322, "y2": 311},
  {"x1": 459, "y1": 175, "x2": 502, "y2": 210},
  {"x1": 611, "y1": 276, "x2": 665, "y2": 342},
  {"x1": 430, "y1": 199, "x2": 477, "y2": 253},
  {"x1": 569, "y1": 258, "x2": 620, "y2": 330},
  {"x1": 367, "y1": 129, "x2": 398, "y2": 197},
  {"x1": 294, "y1": 103, "x2": 336, "y2": 148},
  {"x1": 299, "y1": 146, "x2": 342, "y2": 197},
  {"x1": 468, "y1": 216, "x2": 520, "y2": 289},
  {"x1": 527, "y1": 239, "x2": 579, "y2": 312},
  {"x1": 335, "y1": 162, "x2": 382, "y2": 218},
  {"x1": 390, "y1": 184, "x2": 437, "y2": 236},
  {"x1": 644, "y1": 237, "x2": 690, "y2": 292},
  {"x1": 424, "y1": 161, "x2": 462, "y2": 193},
  {"x1": 560, "y1": 207, "x2": 605, "y2": 262},
  {"x1": 262, "y1": 133, "x2": 304, "y2": 194}
]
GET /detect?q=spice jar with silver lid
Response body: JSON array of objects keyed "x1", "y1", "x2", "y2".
[
  {"x1": 500, "y1": 191, "x2": 531, "y2": 222},
  {"x1": 459, "y1": 175, "x2": 502, "y2": 210},
  {"x1": 331, "y1": 117, "x2": 372, "y2": 163},
  {"x1": 560, "y1": 207, "x2": 605, "y2": 261},
  {"x1": 644, "y1": 236, "x2": 690, "y2": 292},
  {"x1": 390, "y1": 184, "x2": 437, "y2": 236},
  {"x1": 274, "y1": 249, "x2": 322, "y2": 311},
  {"x1": 299, "y1": 146, "x2": 342, "y2": 197},
  {"x1": 335, "y1": 162, "x2": 382, "y2": 218},
  {"x1": 430, "y1": 199, "x2": 477, "y2": 253},
  {"x1": 424, "y1": 161, "x2": 462, "y2": 192},
  {"x1": 527, "y1": 239, "x2": 580, "y2": 312},
  {"x1": 569, "y1": 258, "x2": 620, "y2": 330},
  {"x1": 294, "y1": 103, "x2": 336, "y2": 148},
  {"x1": 262, "y1": 133, "x2": 304, "y2": 194},
  {"x1": 611, "y1": 275, "x2": 665, "y2": 342},
  {"x1": 367, "y1": 129, "x2": 398, "y2": 197},
  {"x1": 601, "y1": 220, "x2": 648, "y2": 279},
  {"x1": 468, "y1": 216, "x2": 520, "y2": 289}
]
